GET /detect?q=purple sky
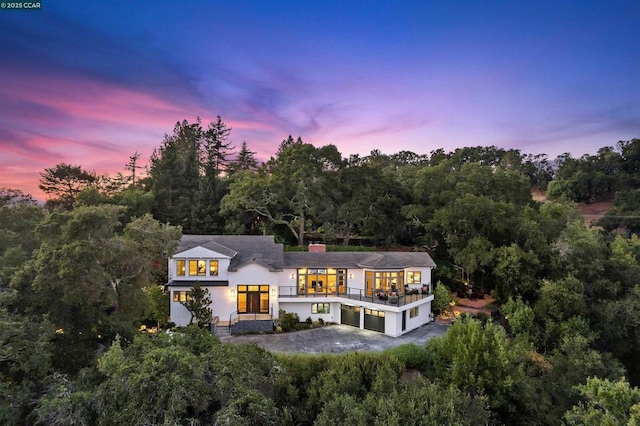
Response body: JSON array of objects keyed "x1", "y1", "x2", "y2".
[{"x1": 1, "y1": 1, "x2": 639, "y2": 200}]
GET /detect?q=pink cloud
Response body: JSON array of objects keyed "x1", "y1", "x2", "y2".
[
  {"x1": 0, "y1": 70, "x2": 286, "y2": 201},
  {"x1": 0, "y1": 71, "x2": 187, "y2": 130}
]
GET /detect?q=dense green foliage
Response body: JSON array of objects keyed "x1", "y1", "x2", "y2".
[{"x1": 2, "y1": 122, "x2": 640, "y2": 423}]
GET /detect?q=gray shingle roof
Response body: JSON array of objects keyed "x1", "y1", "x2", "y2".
[
  {"x1": 166, "y1": 280, "x2": 229, "y2": 287},
  {"x1": 284, "y1": 251, "x2": 436, "y2": 269},
  {"x1": 175, "y1": 235, "x2": 435, "y2": 271},
  {"x1": 175, "y1": 235, "x2": 284, "y2": 271}
]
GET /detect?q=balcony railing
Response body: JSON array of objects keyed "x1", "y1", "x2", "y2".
[{"x1": 278, "y1": 285, "x2": 432, "y2": 308}]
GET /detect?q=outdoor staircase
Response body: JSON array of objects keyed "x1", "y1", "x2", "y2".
[
  {"x1": 213, "y1": 322, "x2": 232, "y2": 337},
  {"x1": 212, "y1": 314, "x2": 274, "y2": 337}
]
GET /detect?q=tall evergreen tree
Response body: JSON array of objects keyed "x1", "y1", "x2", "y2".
[
  {"x1": 150, "y1": 117, "x2": 235, "y2": 233},
  {"x1": 192, "y1": 117, "x2": 234, "y2": 233},
  {"x1": 149, "y1": 119, "x2": 203, "y2": 231},
  {"x1": 228, "y1": 141, "x2": 258, "y2": 174}
]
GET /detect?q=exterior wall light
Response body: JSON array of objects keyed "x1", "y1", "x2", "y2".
[
  {"x1": 230, "y1": 288, "x2": 236, "y2": 298},
  {"x1": 271, "y1": 287, "x2": 277, "y2": 297},
  {"x1": 290, "y1": 273, "x2": 295, "y2": 279}
]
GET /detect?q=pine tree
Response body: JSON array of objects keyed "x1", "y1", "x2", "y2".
[
  {"x1": 228, "y1": 141, "x2": 258, "y2": 174},
  {"x1": 181, "y1": 282, "x2": 213, "y2": 328}
]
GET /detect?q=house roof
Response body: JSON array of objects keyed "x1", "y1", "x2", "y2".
[
  {"x1": 176, "y1": 235, "x2": 284, "y2": 272},
  {"x1": 166, "y1": 280, "x2": 229, "y2": 287},
  {"x1": 283, "y1": 251, "x2": 436, "y2": 269},
  {"x1": 174, "y1": 235, "x2": 435, "y2": 271}
]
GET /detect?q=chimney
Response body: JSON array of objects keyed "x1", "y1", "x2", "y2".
[{"x1": 308, "y1": 242, "x2": 326, "y2": 253}]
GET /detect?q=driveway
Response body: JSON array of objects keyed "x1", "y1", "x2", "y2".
[{"x1": 221, "y1": 322, "x2": 449, "y2": 354}]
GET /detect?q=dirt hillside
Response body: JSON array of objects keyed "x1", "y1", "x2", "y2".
[{"x1": 531, "y1": 188, "x2": 614, "y2": 227}]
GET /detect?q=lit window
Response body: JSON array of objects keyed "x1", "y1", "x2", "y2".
[
  {"x1": 173, "y1": 291, "x2": 192, "y2": 302},
  {"x1": 210, "y1": 260, "x2": 219, "y2": 276},
  {"x1": 410, "y1": 307, "x2": 419, "y2": 318},
  {"x1": 176, "y1": 260, "x2": 185, "y2": 276},
  {"x1": 406, "y1": 271, "x2": 422, "y2": 284},
  {"x1": 189, "y1": 260, "x2": 206, "y2": 276},
  {"x1": 312, "y1": 303, "x2": 330, "y2": 314}
]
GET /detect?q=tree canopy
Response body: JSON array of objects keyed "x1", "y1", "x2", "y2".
[{"x1": 4, "y1": 118, "x2": 640, "y2": 424}]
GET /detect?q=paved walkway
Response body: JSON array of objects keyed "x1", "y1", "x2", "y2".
[{"x1": 221, "y1": 322, "x2": 450, "y2": 354}]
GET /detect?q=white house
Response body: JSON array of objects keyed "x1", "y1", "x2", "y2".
[{"x1": 166, "y1": 235, "x2": 436, "y2": 337}]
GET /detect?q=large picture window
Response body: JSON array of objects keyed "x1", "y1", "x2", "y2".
[
  {"x1": 296, "y1": 268, "x2": 346, "y2": 295},
  {"x1": 189, "y1": 260, "x2": 206, "y2": 276},
  {"x1": 365, "y1": 271, "x2": 404, "y2": 296},
  {"x1": 312, "y1": 303, "x2": 330, "y2": 314}
]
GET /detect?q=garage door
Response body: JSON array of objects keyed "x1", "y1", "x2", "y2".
[
  {"x1": 364, "y1": 308, "x2": 385, "y2": 333},
  {"x1": 340, "y1": 304, "x2": 360, "y2": 327}
]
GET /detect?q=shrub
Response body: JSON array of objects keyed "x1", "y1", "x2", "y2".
[
  {"x1": 383, "y1": 344, "x2": 429, "y2": 370},
  {"x1": 305, "y1": 317, "x2": 313, "y2": 325},
  {"x1": 280, "y1": 311, "x2": 300, "y2": 332},
  {"x1": 432, "y1": 281, "x2": 453, "y2": 315},
  {"x1": 474, "y1": 312, "x2": 491, "y2": 325}
]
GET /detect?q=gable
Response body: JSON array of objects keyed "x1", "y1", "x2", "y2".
[
  {"x1": 176, "y1": 235, "x2": 284, "y2": 271},
  {"x1": 173, "y1": 246, "x2": 233, "y2": 259}
]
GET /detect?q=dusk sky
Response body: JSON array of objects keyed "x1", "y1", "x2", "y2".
[{"x1": 1, "y1": 1, "x2": 639, "y2": 200}]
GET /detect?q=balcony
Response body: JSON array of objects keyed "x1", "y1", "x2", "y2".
[{"x1": 278, "y1": 285, "x2": 432, "y2": 308}]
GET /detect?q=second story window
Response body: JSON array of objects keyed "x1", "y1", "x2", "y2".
[
  {"x1": 210, "y1": 260, "x2": 219, "y2": 276},
  {"x1": 189, "y1": 260, "x2": 206, "y2": 276},
  {"x1": 176, "y1": 260, "x2": 186, "y2": 276},
  {"x1": 176, "y1": 259, "x2": 220, "y2": 277}
]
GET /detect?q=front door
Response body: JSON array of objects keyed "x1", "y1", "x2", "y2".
[
  {"x1": 237, "y1": 285, "x2": 270, "y2": 314},
  {"x1": 247, "y1": 292, "x2": 261, "y2": 314}
]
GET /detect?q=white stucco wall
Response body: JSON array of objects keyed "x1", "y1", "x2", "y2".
[
  {"x1": 384, "y1": 297, "x2": 434, "y2": 337},
  {"x1": 277, "y1": 301, "x2": 339, "y2": 324},
  {"x1": 348, "y1": 269, "x2": 365, "y2": 291},
  {"x1": 279, "y1": 268, "x2": 299, "y2": 296}
]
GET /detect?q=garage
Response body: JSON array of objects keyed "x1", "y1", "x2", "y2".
[
  {"x1": 340, "y1": 304, "x2": 360, "y2": 328},
  {"x1": 364, "y1": 308, "x2": 385, "y2": 333}
]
